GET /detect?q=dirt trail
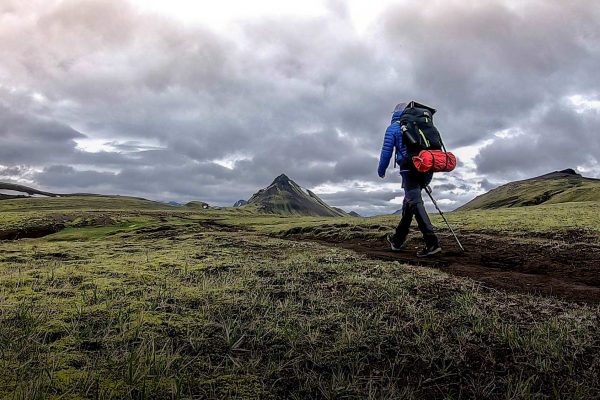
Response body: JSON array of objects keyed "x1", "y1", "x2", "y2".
[{"x1": 299, "y1": 231, "x2": 600, "y2": 304}]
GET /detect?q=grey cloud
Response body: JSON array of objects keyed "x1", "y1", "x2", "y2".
[
  {"x1": 321, "y1": 189, "x2": 400, "y2": 205},
  {"x1": 0, "y1": 166, "x2": 24, "y2": 176},
  {"x1": 475, "y1": 101, "x2": 600, "y2": 178},
  {"x1": 1, "y1": 0, "x2": 599, "y2": 213},
  {"x1": 38, "y1": 165, "x2": 115, "y2": 189},
  {"x1": 0, "y1": 103, "x2": 83, "y2": 165},
  {"x1": 478, "y1": 178, "x2": 498, "y2": 192},
  {"x1": 334, "y1": 154, "x2": 380, "y2": 181},
  {"x1": 382, "y1": 0, "x2": 600, "y2": 149},
  {"x1": 35, "y1": 163, "x2": 254, "y2": 203},
  {"x1": 433, "y1": 183, "x2": 458, "y2": 192},
  {"x1": 320, "y1": 189, "x2": 402, "y2": 216}
]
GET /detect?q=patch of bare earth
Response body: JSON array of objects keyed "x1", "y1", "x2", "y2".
[{"x1": 285, "y1": 228, "x2": 600, "y2": 304}]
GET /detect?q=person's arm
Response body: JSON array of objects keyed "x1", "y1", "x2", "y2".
[{"x1": 377, "y1": 123, "x2": 398, "y2": 178}]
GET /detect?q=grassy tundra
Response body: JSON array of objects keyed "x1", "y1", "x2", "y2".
[{"x1": 0, "y1": 197, "x2": 599, "y2": 399}]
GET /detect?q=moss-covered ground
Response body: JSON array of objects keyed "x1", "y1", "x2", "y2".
[{"x1": 0, "y1": 197, "x2": 599, "y2": 399}]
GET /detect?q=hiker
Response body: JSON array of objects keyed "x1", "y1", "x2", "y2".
[{"x1": 377, "y1": 102, "x2": 442, "y2": 257}]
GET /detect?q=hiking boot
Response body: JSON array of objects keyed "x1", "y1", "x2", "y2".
[
  {"x1": 387, "y1": 234, "x2": 407, "y2": 251},
  {"x1": 417, "y1": 244, "x2": 442, "y2": 257}
]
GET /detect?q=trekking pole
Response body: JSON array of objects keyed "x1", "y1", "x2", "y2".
[{"x1": 424, "y1": 186, "x2": 465, "y2": 252}]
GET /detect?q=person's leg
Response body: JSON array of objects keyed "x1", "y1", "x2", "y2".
[
  {"x1": 391, "y1": 172, "x2": 421, "y2": 245},
  {"x1": 413, "y1": 202, "x2": 439, "y2": 248},
  {"x1": 390, "y1": 173, "x2": 415, "y2": 247},
  {"x1": 392, "y1": 197, "x2": 413, "y2": 245},
  {"x1": 406, "y1": 172, "x2": 439, "y2": 248}
]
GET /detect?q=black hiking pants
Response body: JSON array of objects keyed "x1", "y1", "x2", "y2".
[{"x1": 395, "y1": 170, "x2": 439, "y2": 247}]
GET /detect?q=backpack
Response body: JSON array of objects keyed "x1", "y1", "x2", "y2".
[
  {"x1": 395, "y1": 101, "x2": 456, "y2": 172},
  {"x1": 399, "y1": 101, "x2": 444, "y2": 156}
]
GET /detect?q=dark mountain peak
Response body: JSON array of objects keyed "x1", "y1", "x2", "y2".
[
  {"x1": 247, "y1": 174, "x2": 348, "y2": 217},
  {"x1": 536, "y1": 168, "x2": 582, "y2": 180},
  {"x1": 272, "y1": 174, "x2": 292, "y2": 185},
  {"x1": 558, "y1": 168, "x2": 579, "y2": 175}
]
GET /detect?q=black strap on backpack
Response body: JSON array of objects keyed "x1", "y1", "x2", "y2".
[
  {"x1": 438, "y1": 132, "x2": 447, "y2": 153},
  {"x1": 392, "y1": 101, "x2": 451, "y2": 170},
  {"x1": 400, "y1": 101, "x2": 445, "y2": 157}
]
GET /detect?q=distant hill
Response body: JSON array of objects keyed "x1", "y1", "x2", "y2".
[
  {"x1": 0, "y1": 182, "x2": 58, "y2": 198},
  {"x1": 244, "y1": 174, "x2": 349, "y2": 217},
  {"x1": 0, "y1": 181, "x2": 110, "y2": 199},
  {"x1": 233, "y1": 199, "x2": 248, "y2": 207},
  {"x1": 348, "y1": 211, "x2": 362, "y2": 217},
  {"x1": 0, "y1": 181, "x2": 181, "y2": 210},
  {"x1": 457, "y1": 169, "x2": 600, "y2": 211},
  {"x1": 0, "y1": 195, "x2": 179, "y2": 212},
  {"x1": 185, "y1": 201, "x2": 211, "y2": 209}
]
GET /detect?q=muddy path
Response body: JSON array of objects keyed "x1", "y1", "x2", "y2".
[{"x1": 291, "y1": 230, "x2": 600, "y2": 304}]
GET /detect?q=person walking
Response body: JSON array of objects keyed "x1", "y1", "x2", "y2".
[{"x1": 377, "y1": 102, "x2": 442, "y2": 257}]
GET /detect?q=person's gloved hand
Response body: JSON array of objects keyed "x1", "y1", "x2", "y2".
[{"x1": 378, "y1": 170, "x2": 385, "y2": 179}]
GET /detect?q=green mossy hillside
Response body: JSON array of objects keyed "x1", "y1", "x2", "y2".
[
  {"x1": 458, "y1": 169, "x2": 600, "y2": 211},
  {"x1": 0, "y1": 195, "x2": 599, "y2": 398}
]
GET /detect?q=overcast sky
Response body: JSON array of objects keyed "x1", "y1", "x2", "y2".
[{"x1": 1, "y1": 0, "x2": 599, "y2": 215}]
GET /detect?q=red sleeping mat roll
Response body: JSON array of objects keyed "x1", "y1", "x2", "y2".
[{"x1": 412, "y1": 150, "x2": 457, "y2": 173}]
